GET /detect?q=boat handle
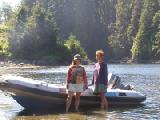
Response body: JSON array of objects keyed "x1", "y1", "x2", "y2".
[{"x1": 41, "y1": 82, "x2": 48, "y2": 87}]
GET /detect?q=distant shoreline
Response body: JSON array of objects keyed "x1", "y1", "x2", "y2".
[
  {"x1": 108, "y1": 59, "x2": 160, "y2": 64},
  {"x1": 0, "y1": 59, "x2": 160, "y2": 69}
]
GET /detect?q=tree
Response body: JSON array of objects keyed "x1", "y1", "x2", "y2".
[
  {"x1": 0, "y1": 3, "x2": 13, "y2": 57},
  {"x1": 131, "y1": 0, "x2": 159, "y2": 62},
  {"x1": 108, "y1": 0, "x2": 132, "y2": 59},
  {"x1": 127, "y1": 0, "x2": 143, "y2": 53},
  {"x1": 3, "y1": 0, "x2": 160, "y2": 63},
  {"x1": 94, "y1": 0, "x2": 116, "y2": 59},
  {"x1": 152, "y1": 10, "x2": 160, "y2": 59},
  {"x1": 64, "y1": 34, "x2": 87, "y2": 59},
  {"x1": 9, "y1": 0, "x2": 58, "y2": 60},
  {"x1": 53, "y1": 0, "x2": 108, "y2": 60},
  {"x1": 0, "y1": 2, "x2": 13, "y2": 23},
  {"x1": 0, "y1": 24, "x2": 9, "y2": 56}
]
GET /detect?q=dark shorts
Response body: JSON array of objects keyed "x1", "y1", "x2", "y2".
[{"x1": 93, "y1": 84, "x2": 107, "y2": 94}]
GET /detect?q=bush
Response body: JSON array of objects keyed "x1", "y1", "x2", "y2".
[{"x1": 64, "y1": 34, "x2": 88, "y2": 59}]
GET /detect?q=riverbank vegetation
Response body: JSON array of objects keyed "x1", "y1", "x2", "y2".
[{"x1": 0, "y1": 0, "x2": 160, "y2": 65}]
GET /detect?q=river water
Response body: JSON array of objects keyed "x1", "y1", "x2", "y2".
[{"x1": 0, "y1": 64, "x2": 160, "y2": 120}]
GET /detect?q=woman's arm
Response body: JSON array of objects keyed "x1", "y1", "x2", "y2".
[
  {"x1": 83, "y1": 68, "x2": 88, "y2": 89},
  {"x1": 66, "y1": 68, "x2": 72, "y2": 88},
  {"x1": 104, "y1": 63, "x2": 108, "y2": 86}
]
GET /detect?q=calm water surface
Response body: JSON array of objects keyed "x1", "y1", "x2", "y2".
[{"x1": 0, "y1": 64, "x2": 160, "y2": 120}]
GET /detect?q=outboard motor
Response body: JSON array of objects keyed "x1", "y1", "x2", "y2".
[
  {"x1": 108, "y1": 73, "x2": 121, "y2": 89},
  {"x1": 108, "y1": 73, "x2": 133, "y2": 90}
]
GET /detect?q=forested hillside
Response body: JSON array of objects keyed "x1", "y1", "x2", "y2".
[{"x1": 0, "y1": 0, "x2": 160, "y2": 64}]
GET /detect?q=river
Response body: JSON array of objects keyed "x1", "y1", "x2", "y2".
[{"x1": 0, "y1": 64, "x2": 160, "y2": 120}]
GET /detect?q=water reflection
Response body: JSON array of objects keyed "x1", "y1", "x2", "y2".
[{"x1": 15, "y1": 106, "x2": 146, "y2": 120}]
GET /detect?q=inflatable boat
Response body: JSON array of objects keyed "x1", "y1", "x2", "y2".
[{"x1": 0, "y1": 74, "x2": 146, "y2": 110}]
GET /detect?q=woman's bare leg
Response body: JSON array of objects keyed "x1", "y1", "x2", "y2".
[
  {"x1": 104, "y1": 96, "x2": 108, "y2": 109},
  {"x1": 66, "y1": 91, "x2": 73, "y2": 112},
  {"x1": 100, "y1": 92, "x2": 108, "y2": 110},
  {"x1": 100, "y1": 93, "x2": 104, "y2": 109},
  {"x1": 75, "y1": 92, "x2": 81, "y2": 112}
]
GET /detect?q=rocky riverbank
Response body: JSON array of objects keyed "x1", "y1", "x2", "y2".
[{"x1": 0, "y1": 60, "x2": 42, "y2": 69}]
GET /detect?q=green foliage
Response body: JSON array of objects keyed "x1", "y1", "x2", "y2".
[
  {"x1": 131, "y1": 0, "x2": 159, "y2": 62},
  {"x1": 108, "y1": 0, "x2": 132, "y2": 59},
  {"x1": 153, "y1": 31, "x2": 160, "y2": 59},
  {"x1": 9, "y1": 0, "x2": 58, "y2": 60},
  {"x1": 0, "y1": 3, "x2": 13, "y2": 57},
  {"x1": 127, "y1": 0, "x2": 143, "y2": 49},
  {"x1": 152, "y1": 10, "x2": 160, "y2": 59},
  {"x1": 4, "y1": 0, "x2": 89, "y2": 64},
  {"x1": 1, "y1": 0, "x2": 160, "y2": 63},
  {"x1": 0, "y1": 24, "x2": 9, "y2": 56},
  {"x1": 64, "y1": 34, "x2": 87, "y2": 59}
]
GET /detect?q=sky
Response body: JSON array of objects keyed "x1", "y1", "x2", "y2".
[{"x1": 0, "y1": 0, "x2": 21, "y2": 8}]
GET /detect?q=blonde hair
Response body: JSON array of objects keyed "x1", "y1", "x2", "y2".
[{"x1": 96, "y1": 50, "x2": 104, "y2": 57}]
